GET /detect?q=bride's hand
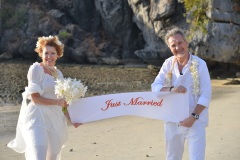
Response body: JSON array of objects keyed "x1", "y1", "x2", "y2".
[
  {"x1": 58, "y1": 99, "x2": 68, "y2": 108},
  {"x1": 63, "y1": 100, "x2": 68, "y2": 107},
  {"x1": 64, "y1": 110, "x2": 83, "y2": 128},
  {"x1": 71, "y1": 123, "x2": 82, "y2": 128}
]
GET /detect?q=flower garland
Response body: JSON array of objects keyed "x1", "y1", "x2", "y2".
[
  {"x1": 165, "y1": 57, "x2": 200, "y2": 100},
  {"x1": 189, "y1": 59, "x2": 200, "y2": 99},
  {"x1": 165, "y1": 72, "x2": 172, "y2": 87},
  {"x1": 164, "y1": 58, "x2": 176, "y2": 87}
]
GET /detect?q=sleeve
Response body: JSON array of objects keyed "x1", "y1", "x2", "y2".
[
  {"x1": 25, "y1": 63, "x2": 44, "y2": 99},
  {"x1": 151, "y1": 59, "x2": 171, "y2": 92},
  {"x1": 197, "y1": 60, "x2": 212, "y2": 108}
]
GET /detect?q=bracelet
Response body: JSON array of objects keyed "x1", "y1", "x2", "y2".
[{"x1": 169, "y1": 86, "x2": 174, "y2": 92}]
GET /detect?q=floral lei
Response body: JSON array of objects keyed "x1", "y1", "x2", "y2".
[
  {"x1": 190, "y1": 59, "x2": 200, "y2": 99},
  {"x1": 165, "y1": 57, "x2": 200, "y2": 100}
]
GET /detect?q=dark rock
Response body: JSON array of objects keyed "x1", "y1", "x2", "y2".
[{"x1": 0, "y1": 52, "x2": 13, "y2": 60}]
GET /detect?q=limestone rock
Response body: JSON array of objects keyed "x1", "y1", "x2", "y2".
[{"x1": 0, "y1": 0, "x2": 239, "y2": 65}]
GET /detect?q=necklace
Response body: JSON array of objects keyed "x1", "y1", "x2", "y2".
[{"x1": 42, "y1": 63, "x2": 59, "y2": 79}]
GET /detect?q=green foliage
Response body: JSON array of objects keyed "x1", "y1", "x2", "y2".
[
  {"x1": 183, "y1": 0, "x2": 210, "y2": 39},
  {"x1": 58, "y1": 30, "x2": 72, "y2": 40}
]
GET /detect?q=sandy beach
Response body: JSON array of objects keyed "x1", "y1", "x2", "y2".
[{"x1": 0, "y1": 79, "x2": 240, "y2": 160}]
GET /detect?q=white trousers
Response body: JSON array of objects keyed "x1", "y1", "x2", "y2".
[{"x1": 164, "y1": 122, "x2": 206, "y2": 160}]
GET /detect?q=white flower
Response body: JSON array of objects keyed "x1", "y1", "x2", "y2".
[{"x1": 55, "y1": 77, "x2": 88, "y2": 105}]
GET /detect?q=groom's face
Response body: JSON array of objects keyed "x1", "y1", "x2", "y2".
[{"x1": 167, "y1": 34, "x2": 189, "y2": 59}]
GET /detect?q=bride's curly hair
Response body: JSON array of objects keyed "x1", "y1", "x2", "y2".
[{"x1": 34, "y1": 35, "x2": 64, "y2": 58}]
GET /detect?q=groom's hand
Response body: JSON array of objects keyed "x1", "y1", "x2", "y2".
[
  {"x1": 172, "y1": 85, "x2": 187, "y2": 93},
  {"x1": 179, "y1": 116, "x2": 195, "y2": 127}
]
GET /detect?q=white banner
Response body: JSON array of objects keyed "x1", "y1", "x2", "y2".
[{"x1": 68, "y1": 92, "x2": 189, "y2": 123}]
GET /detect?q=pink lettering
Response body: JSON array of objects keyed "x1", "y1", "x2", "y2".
[{"x1": 124, "y1": 97, "x2": 163, "y2": 106}]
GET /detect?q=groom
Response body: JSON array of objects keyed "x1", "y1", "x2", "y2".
[{"x1": 151, "y1": 27, "x2": 212, "y2": 160}]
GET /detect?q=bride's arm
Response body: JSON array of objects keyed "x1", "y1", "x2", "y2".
[
  {"x1": 31, "y1": 93, "x2": 82, "y2": 128},
  {"x1": 64, "y1": 110, "x2": 82, "y2": 128},
  {"x1": 31, "y1": 93, "x2": 65, "y2": 107}
]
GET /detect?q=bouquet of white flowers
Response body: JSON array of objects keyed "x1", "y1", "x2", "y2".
[{"x1": 55, "y1": 78, "x2": 88, "y2": 109}]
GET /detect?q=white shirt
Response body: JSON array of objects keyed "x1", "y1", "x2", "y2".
[{"x1": 151, "y1": 54, "x2": 212, "y2": 124}]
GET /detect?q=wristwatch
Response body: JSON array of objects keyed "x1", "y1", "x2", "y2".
[{"x1": 191, "y1": 113, "x2": 199, "y2": 120}]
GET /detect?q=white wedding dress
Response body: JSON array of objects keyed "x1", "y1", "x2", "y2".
[{"x1": 8, "y1": 62, "x2": 68, "y2": 160}]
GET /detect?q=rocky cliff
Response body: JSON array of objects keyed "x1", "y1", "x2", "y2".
[{"x1": 0, "y1": 0, "x2": 239, "y2": 65}]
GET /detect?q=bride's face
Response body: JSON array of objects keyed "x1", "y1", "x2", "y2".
[{"x1": 41, "y1": 45, "x2": 58, "y2": 67}]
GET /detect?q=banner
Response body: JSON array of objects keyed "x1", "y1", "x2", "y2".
[{"x1": 68, "y1": 92, "x2": 189, "y2": 123}]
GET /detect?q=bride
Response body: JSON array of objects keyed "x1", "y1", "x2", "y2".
[{"x1": 8, "y1": 35, "x2": 81, "y2": 160}]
